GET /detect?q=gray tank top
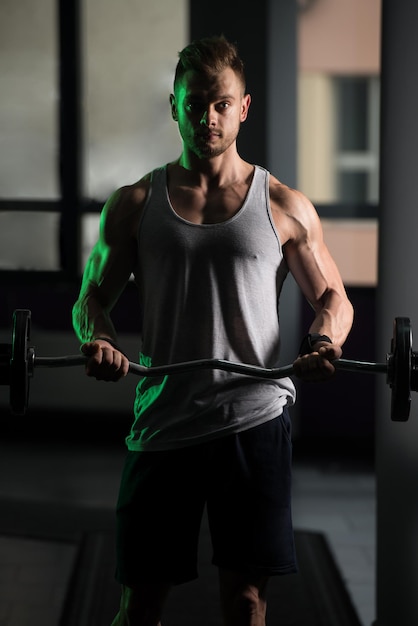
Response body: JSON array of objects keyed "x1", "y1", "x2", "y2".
[{"x1": 127, "y1": 164, "x2": 296, "y2": 451}]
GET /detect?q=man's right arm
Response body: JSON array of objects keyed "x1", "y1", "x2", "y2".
[{"x1": 72, "y1": 181, "x2": 148, "y2": 380}]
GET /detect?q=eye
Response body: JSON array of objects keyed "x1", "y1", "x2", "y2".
[{"x1": 186, "y1": 101, "x2": 203, "y2": 113}]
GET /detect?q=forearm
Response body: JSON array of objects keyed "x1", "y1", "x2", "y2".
[
  {"x1": 308, "y1": 289, "x2": 354, "y2": 346},
  {"x1": 72, "y1": 293, "x2": 118, "y2": 344}
]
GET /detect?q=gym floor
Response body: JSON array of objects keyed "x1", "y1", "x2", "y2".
[{"x1": 0, "y1": 414, "x2": 375, "y2": 626}]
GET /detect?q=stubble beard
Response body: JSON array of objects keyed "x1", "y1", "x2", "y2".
[{"x1": 193, "y1": 127, "x2": 239, "y2": 160}]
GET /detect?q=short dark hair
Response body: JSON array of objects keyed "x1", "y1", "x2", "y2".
[{"x1": 174, "y1": 35, "x2": 246, "y2": 93}]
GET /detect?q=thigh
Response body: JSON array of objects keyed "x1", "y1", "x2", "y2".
[
  {"x1": 207, "y1": 412, "x2": 297, "y2": 576},
  {"x1": 115, "y1": 448, "x2": 206, "y2": 585}
]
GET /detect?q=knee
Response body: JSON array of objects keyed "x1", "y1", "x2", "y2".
[
  {"x1": 239, "y1": 584, "x2": 267, "y2": 615},
  {"x1": 113, "y1": 584, "x2": 169, "y2": 626},
  {"x1": 222, "y1": 584, "x2": 267, "y2": 625}
]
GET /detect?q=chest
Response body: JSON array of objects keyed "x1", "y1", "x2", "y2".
[
  {"x1": 139, "y1": 180, "x2": 283, "y2": 272},
  {"x1": 168, "y1": 183, "x2": 250, "y2": 225}
]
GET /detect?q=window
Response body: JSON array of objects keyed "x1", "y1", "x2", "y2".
[
  {"x1": 297, "y1": 0, "x2": 381, "y2": 286},
  {"x1": 334, "y1": 76, "x2": 380, "y2": 204},
  {"x1": 0, "y1": 0, "x2": 187, "y2": 275},
  {"x1": 0, "y1": 0, "x2": 60, "y2": 271},
  {"x1": 298, "y1": 73, "x2": 380, "y2": 206}
]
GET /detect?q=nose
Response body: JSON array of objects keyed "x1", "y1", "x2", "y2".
[{"x1": 200, "y1": 106, "x2": 216, "y2": 127}]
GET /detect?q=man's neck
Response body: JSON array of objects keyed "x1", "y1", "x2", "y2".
[{"x1": 175, "y1": 149, "x2": 250, "y2": 187}]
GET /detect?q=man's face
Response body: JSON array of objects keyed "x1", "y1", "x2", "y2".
[{"x1": 170, "y1": 67, "x2": 251, "y2": 160}]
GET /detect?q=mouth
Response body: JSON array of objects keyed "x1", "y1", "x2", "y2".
[{"x1": 198, "y1": 130, "x2": 220, "y2": 140}]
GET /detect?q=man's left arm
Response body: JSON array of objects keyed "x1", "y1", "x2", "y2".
[{"x1": 273, "y1": 186, "x2": 354, "y2": 380}]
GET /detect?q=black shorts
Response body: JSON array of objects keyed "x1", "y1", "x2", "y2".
[{"x1": 115, "y1": 411, "x2": 297, "y2": 585}]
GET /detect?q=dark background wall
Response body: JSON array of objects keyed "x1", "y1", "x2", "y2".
[{"x1": 190, "y1": 0, "x2": 268, "y2": 168}]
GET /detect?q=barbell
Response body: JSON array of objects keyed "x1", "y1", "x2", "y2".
[{"x1": 1, "y1": 309, "x2": 418, "y2": 421}]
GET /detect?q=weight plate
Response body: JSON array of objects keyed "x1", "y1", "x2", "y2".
[
  {"x1": 390, "y1": 317, "x2": 411, "y2": 421},
  {"x1": 10, "y1": 309, "x2": 31, "y2": 415},
  {"x1": 410, "y1": 351, "x2": 418, "y2": 393}
]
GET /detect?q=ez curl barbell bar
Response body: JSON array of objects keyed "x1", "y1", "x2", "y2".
[{"x1": 2, "y1": 309, "x2": 418, "y2": 421}]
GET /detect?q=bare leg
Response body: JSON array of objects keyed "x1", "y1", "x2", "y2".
[
  {"x1": 218, "y1": 569, "x2": 269, "y2": 626},
  {"x1": 110, "y1": 583, "x2": 171, "y2": 626}
]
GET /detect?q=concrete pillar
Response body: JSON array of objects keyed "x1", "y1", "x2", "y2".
[
  {"x1": 376, "y1": 0, "x2": 418, "y2": 624},
  {"x1": 267, "y1": 0, "x2": 301, "y2": 376}
]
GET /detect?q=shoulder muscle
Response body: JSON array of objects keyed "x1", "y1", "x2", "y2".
[
  {"x1": 268, "y1": 176, "x2": 322, "y2": 247},
  {"x1": 101, "y1": 174, "x2": 151, "y2": 245}
]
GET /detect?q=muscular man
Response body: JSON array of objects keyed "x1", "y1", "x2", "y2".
[{"x1": 73, "y1": 35, "x2": 353, "y2": 626}]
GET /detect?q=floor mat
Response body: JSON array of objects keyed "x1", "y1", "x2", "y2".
[{"x1": 0, "y1": 498, "x2": 362, "y2": 626}]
